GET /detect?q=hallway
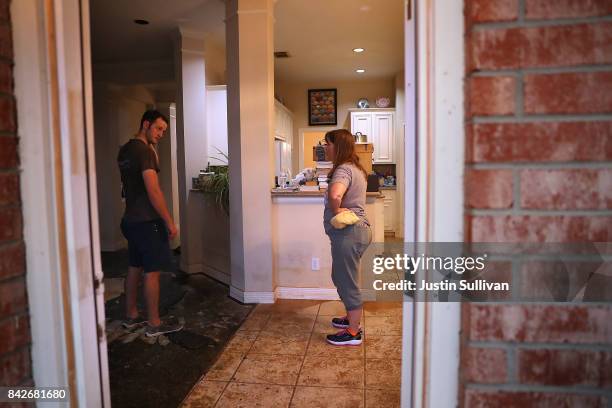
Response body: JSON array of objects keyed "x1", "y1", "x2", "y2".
[{"x1": 181, "y1": 299, "x2": 402, "y2": 407}]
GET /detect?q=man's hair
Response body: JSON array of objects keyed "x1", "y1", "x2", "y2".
[{"x1": 139, "y1": 109, "x2": 169, "y2": 130}]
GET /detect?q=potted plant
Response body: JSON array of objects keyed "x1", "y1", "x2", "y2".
[{"x1": 200, "y1": 149, "x2": 229, "y2": 216}]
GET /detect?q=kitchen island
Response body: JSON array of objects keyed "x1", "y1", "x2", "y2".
[{"x1": 271, "y1": 190, "x2": 384, "y2": 299}]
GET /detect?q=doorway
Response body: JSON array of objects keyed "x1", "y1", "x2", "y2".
[{"x1": 15, "y1": 1, "x2": 461, "y2": 406}]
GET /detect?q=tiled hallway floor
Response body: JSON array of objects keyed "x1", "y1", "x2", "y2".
[{"x1": 181, "y1": 299, "x2": 403, "y2": 408}]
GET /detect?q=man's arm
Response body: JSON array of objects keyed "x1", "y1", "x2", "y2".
[{"x1": 142, "y1": 169, "x2": 177, "y2": 239}]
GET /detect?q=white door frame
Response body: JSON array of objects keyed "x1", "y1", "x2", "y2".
[
  {"x1": 12, "y1": 0, "x2": 109, "y2": 406},
  {"x1": 401, "y1": 0, "x2": 465, "y2": 407}
]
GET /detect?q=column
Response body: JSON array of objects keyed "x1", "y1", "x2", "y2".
[{"x1": 226, "y1": 0, "x2": 275, "y2": 302}]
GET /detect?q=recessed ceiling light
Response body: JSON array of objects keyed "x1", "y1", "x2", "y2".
[
  {"x1": 356, "y1": 69, "x2": 365, "y2": 73},
  {"x1": 353, "y1": 48, "x2": 365, "y2": 53},
  {"x1": 134, "y1": 19, "x2": 149, "y2": 25}
]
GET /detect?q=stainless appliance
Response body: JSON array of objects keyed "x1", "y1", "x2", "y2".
[{"x1": 354, "y1": 132, "x2": 368, "y2": 143}]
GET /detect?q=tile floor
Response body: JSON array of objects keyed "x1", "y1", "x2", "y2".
[{"x1": 180, "y1": 299, "x2": 403, "y2": 408}]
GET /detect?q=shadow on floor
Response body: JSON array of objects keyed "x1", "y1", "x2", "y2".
[{"x1": 102, "y1": 250, "x2": 253, "y2": 408}]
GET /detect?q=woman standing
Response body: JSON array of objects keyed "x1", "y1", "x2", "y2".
[{"x1": 323, "y1": 129, "x2": 372, "y2": 346}]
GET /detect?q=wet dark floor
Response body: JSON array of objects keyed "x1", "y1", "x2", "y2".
[{"x1": 102, "y1": 250, "x2": 253, "y2": 408}]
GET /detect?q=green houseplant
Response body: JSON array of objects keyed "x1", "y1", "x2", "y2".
[{"x1": 200, "y1": 149, "x2": 229, "y2": 216}]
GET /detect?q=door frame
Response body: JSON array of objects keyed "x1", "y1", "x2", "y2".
[
  {"x1": 12, "y1": 0, "x2": 110, "y2": 406},
  {"x1": 402, "y1": 0, "x2": 465, "y2": 407}
]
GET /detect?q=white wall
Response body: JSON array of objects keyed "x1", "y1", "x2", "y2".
[
  {"x1": 93, "y1": 83, "x2": 156, "y2": 251},
  {"x1": 275, "y1": 78, "x2": 395, "y2": 174}
]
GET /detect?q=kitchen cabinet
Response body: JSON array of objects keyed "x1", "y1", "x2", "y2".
[
  {"x1": 382, "y1": 188, "x2": 398, "y2": 234},
  {"x1": 275, "y1": 100, "x2": 294, "y2": 142},
  {"x1": 350, "y1": 109, "x2": 395, "y2": 164},
  {"x1": 274, "y1": 139, "x2": 292, "y2": 178}
]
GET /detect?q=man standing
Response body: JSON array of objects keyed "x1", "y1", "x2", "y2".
[{"x1": 117, "y1": 110, "x2": 183, "y2": 337}]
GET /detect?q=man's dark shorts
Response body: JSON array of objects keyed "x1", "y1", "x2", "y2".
[{"x1": 120, "y1": 218, "x2": 171, "y2": 273}]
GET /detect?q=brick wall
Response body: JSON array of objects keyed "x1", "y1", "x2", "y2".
[
  {"x1": 0, "y1": 0, "x2": 31, "y2": 390},
  {"x1": 463, "y1": 0, "x2": 612, "y2": 406}
]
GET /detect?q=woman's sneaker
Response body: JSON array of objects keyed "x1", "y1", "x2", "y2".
[
  {"x1": 331, "y1": 316, "x2": 350, "y2": 329},
  {"x1": 326, "y1": 328, "x2": 363, "y2": 346}
]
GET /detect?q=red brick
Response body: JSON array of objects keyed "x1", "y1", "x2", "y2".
[
  {"x1": 0, "y1": 348, "x2": 31, "y2": 387},
  {"x1": 0, "y1": 137, "x2": 18, "y2": 169},
  {"x1": 518, "y1": 349, "x2": 612, "y2": 387},
  {"x1": 463, "y1": 347, "x2": 507, "y2": 383},
  {"x1": 469, "y1": 304, "x2": 612, "y2": 343},
  {"x1": 465, "y1": 389, "x2": 607, "y2": 408},
  {"x1": 0, "y1": 278, "x2": 27, "y2": 319},
  {"x1": 0, "y1": 315, "x2": 30, "y2": 355},
  {"x1": 466, "y1": 169, "x2": 513, "y2": 209},
  {"x1": 526, "y1": 0, "x2": 612, "y2": 20},
  {"x1": 0, "y1": 1, "x2": 9, "y2": 23},
  {"x1": 0, "y1": 24, "x2": 11, "y2": 60},
  {"x1": 463, "y1": 261, "x2": 513, "y2": 301},
  {"x1": 0, "y1": 207, "x2": 22, "y2": 242},
  {"x1": 470, "y1": 76, "x2": 516, "y2": 116},
  {"x1": 524, "y1": 72, "x2": 612, "y2": 114},
  {"x1": 0, "y1": 242, "x2": 25, "y2": 281},
  {"x1": 520, "y1": 261, "x2": 610, "y2": 302},
  {"x1": 0, "y1": 62, "x2": 11, "y2": 94},
  {"x1": 470, "y1": 122, "x2": 612, "y2": 163},
  {"x1": 520, "y1": 169, "x2": 612, "y2": 210},
  {"x1": 471, "y1": 23, "x2": 612, "y2": 70},
  {"x1": 468, "y1": 0, "x2": 518, "y2": 23},
  {"x1": 0, "y1": 96, "x2": 15, "y2": 132},
  {"x1": 0, "y1": 173, "x2": 19, "y2": 206},
  {"x1": 469, "y1": 215, "x2": 612, "y2": 243}
]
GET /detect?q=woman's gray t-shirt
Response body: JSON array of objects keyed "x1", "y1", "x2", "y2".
[{"x1": 323, "y1": 163, "x2": 370, "y2": 233}]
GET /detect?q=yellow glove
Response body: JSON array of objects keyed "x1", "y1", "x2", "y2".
[{"x1": 330, "y1": 210, "x2": 359, "y2": 229}]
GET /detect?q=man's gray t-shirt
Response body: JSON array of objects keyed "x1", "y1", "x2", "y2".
[{"x1": 323, "y1": 163, "x2": 370, "y2": 233}]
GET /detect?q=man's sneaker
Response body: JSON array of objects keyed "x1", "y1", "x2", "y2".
[
  {"x1": 326, "y1": 328, "x2": 363, "y2": 346},
  {"x1": 121, "y1": 316, "x2": 147, "y2": 330},
  {"x1": 331, "y1": 316, "x2": 350, "y2": 329},
  {"x1": 145, "y1": 322, "x2": 184, "y2": 338}
]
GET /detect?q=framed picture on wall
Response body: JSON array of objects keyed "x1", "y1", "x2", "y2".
[{"x1": 308, "y1": 88, "x2": 337, "y2": 126}]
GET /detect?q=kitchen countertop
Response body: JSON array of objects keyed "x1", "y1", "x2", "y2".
[{"x1": 271, "y1": 189, "x2": 383, "y2": 198}]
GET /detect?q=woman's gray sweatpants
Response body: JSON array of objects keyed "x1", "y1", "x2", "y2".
[{"x1": 327, "y1": 222, "x2": 372, "y2": 311}]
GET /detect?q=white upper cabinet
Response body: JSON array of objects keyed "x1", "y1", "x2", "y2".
[
  {"x1": 274, "y1": 100, "x2": 294, "y2": 142},
  {"x1": 372, "y1": 112, "x2": 394, "y2": 163},
  {"x1": 350, "y1": 109, "x2": 395, "y2": 164},
  {"x1": 351, "y1": 112, "x2": 372, "y2": 139}
]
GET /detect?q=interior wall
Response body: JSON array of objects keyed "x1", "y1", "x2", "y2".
[
  {"x1": 93, "y1": 83, "x2": 156, "y2": 251},
  {"x1": 204, "y1": 41, "x2": 227, "y2": 86},
  {"x1": 275, "y1": 78, "x2": 395, "y2": 174}
]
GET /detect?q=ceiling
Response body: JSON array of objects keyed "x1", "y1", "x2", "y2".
[
  {"x1": 274, "y1": 0, "x2": 404, "y2": 82},
  {"x1": 90, "y1": 0, "x2": 225, "y2": 63},
  {"x1": 89, "y1": 0, "x2": 404, "y2": 83}
]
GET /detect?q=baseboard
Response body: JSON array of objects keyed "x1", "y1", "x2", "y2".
[
  {"x1": 275, "y1": 287, "x2": 340, "y2": 300},
  {"x1": 229, "y1": 286, "x2": 275, "y2": 304},
  {"x1": 202, "y1": 267, "x2": 230, "y2": 285},
  {"x1": 181, "y1": 263, "x2": 230, "y2": 285},
  {"x1": 181, "y1": 263, "x2": 204, "y2": 274},
  {"x1": 275, "y1": 287, "x2": 378, "y2": 301}
]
